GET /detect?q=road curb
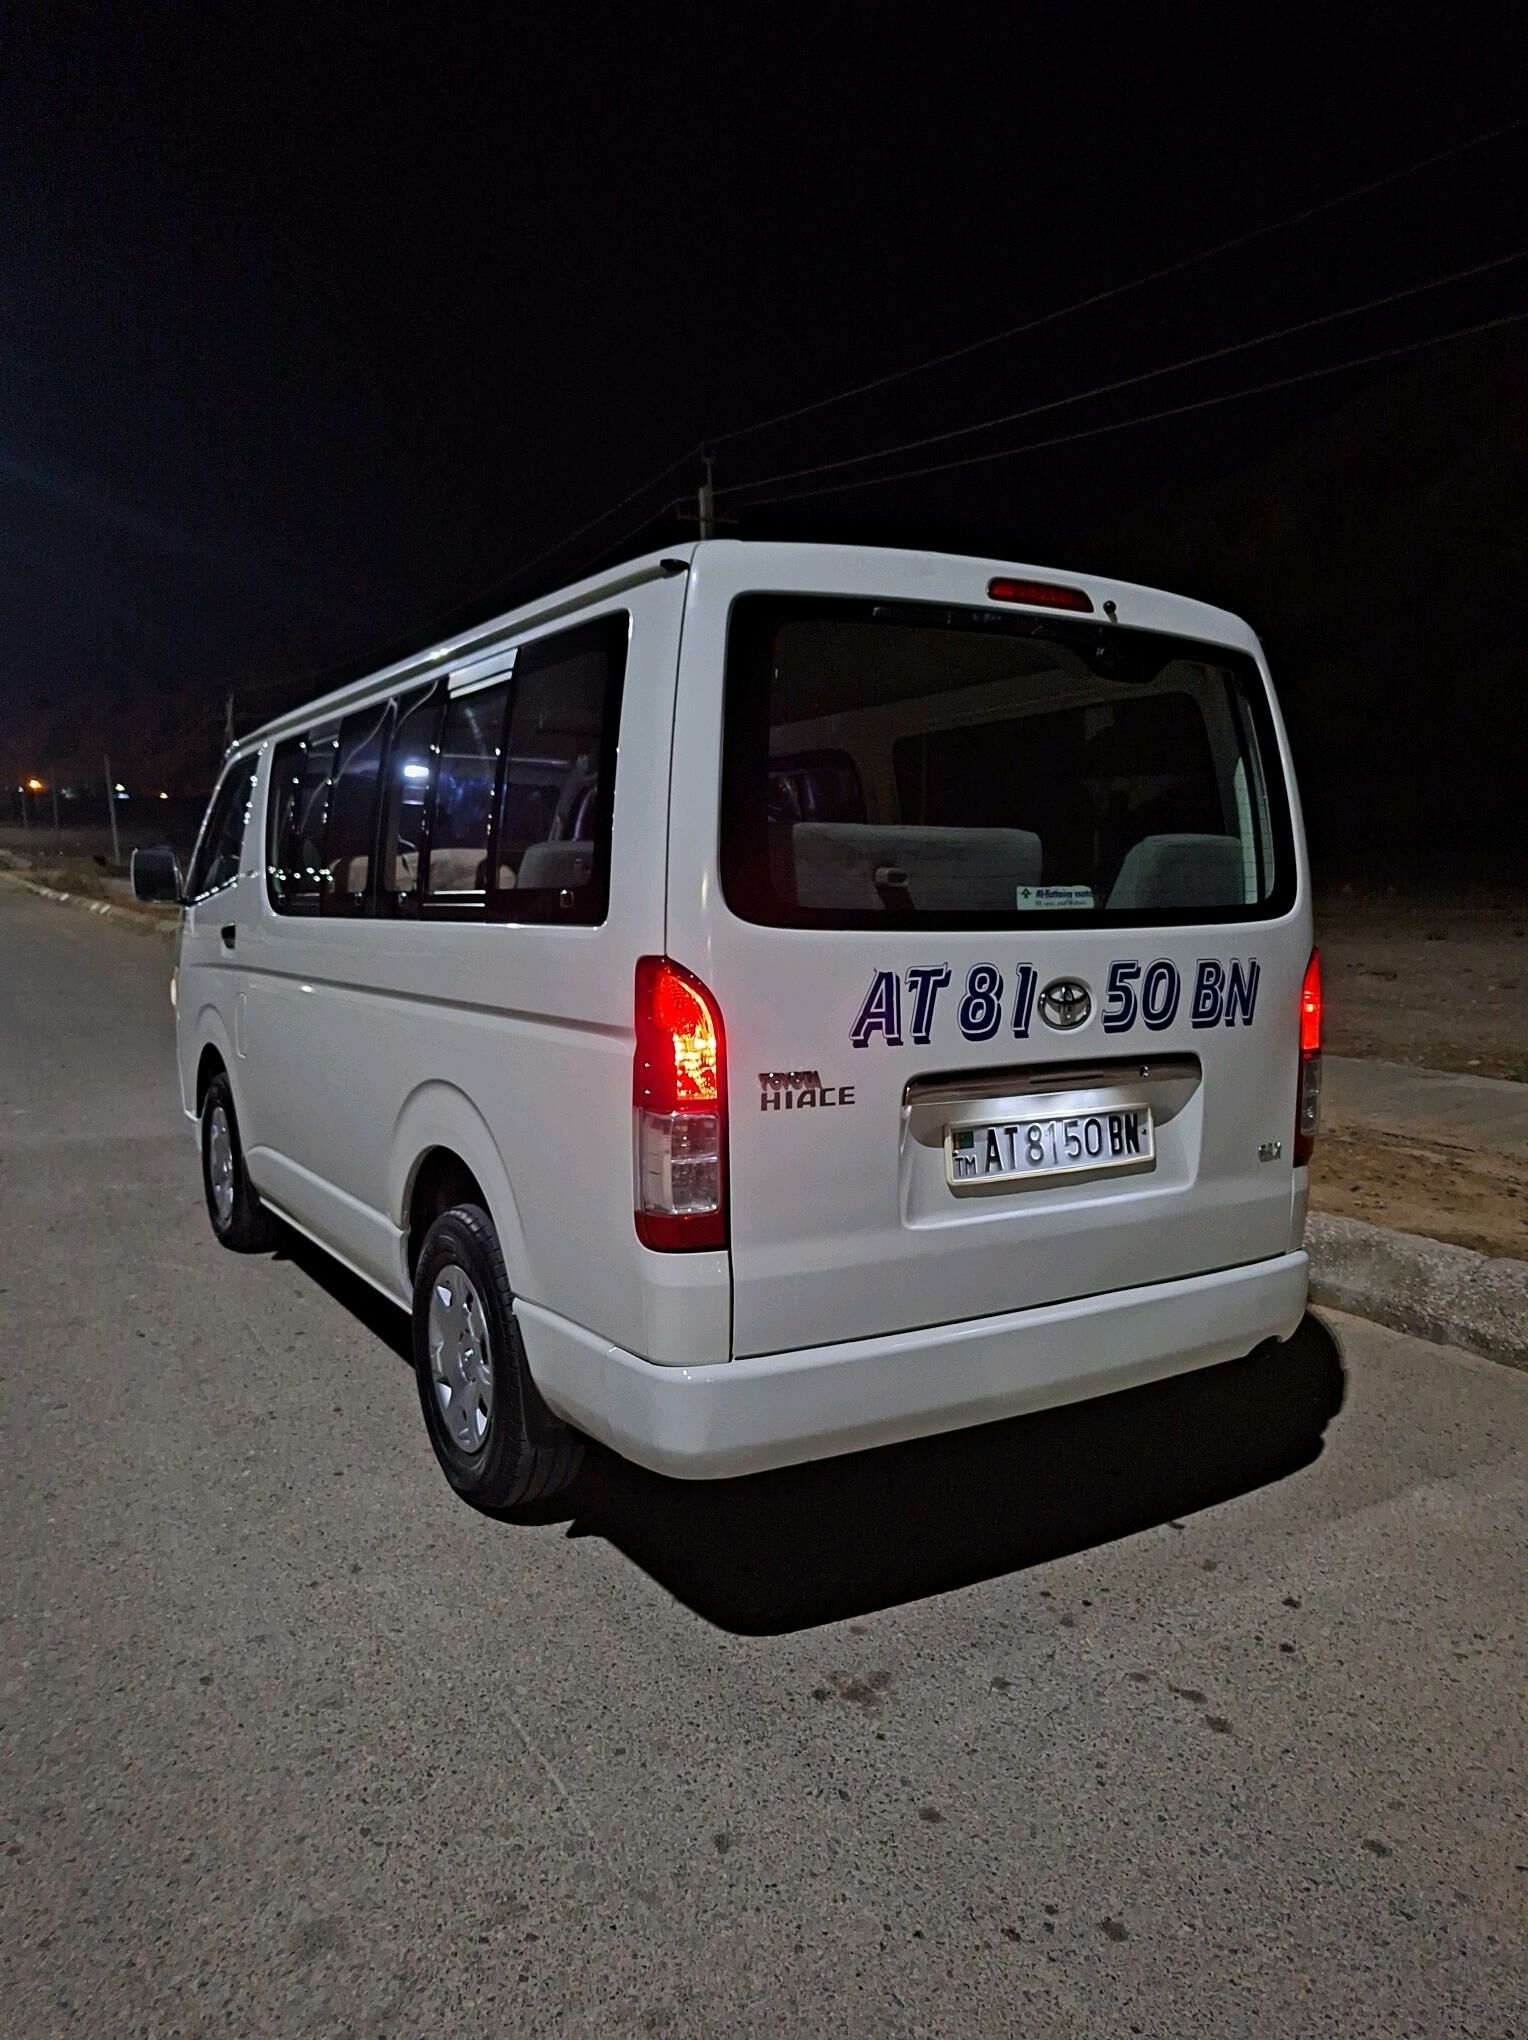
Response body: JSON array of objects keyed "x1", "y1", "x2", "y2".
[
  {"x1": 0, "y1": 868, "x2": 177, "y2": 939},
  {"x1": 1307, "y1": 1212, "x2": 1528, "y2": 1368}
]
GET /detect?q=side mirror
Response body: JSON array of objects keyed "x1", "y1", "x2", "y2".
[{"x1": 131, "y1": 844, "x2": 183, "y2": 904}]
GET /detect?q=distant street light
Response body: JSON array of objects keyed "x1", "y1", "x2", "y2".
[{"x1": 26, "y1": 776, "x2": 44, "y2": 792}]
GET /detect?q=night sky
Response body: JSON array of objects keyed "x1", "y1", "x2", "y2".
[{"x1": 4, "y1": 4, "x2": 1526, "y2": 789}]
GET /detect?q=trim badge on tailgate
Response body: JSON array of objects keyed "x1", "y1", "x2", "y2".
[
  {"x1": 759, "y1": 1070, "x2": 856, "y2": 1111},
  {"x1": 1038, "y1": 977, "x2": 1091, "y2": 1031}
]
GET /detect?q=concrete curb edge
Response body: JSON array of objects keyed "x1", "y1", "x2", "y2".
[
  {"x1": 0, "y1": 868, "x2": 177, "y2": 939},
  {"x1": 1308, "y1": 1212, "x2": 1528, "y2": 1369}
]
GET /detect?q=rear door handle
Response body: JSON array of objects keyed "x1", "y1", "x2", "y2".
[{"x1": 220, "y1": 924, "x2": 236, "y2": 951}]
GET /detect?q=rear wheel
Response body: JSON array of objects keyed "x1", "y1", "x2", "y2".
[
  {"x1": 412, "y1": 1203, "x2": 584, "y2": 1510},
  {"x1": 201, "y1": 1073, "x2": 277, "y2": 1253}
]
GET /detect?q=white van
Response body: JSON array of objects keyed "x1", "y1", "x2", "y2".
[{"x1": 136, "y1": 541, "x2": 1320, "y2": 1510}]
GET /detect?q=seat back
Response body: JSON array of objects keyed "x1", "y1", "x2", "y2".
[
  {"x1": 790, "y1": 823, "x2": 1042, "y2": 913},
  {"x1": 1107, "y1": 833, "x2": 1246, "y2": 911}
]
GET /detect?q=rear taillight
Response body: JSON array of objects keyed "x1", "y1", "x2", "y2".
[
  {"x1": 634, "y1": 956, "x2": 728, "y2": 1250},
  {"x1": 1294, "y1": 947, "x2": 1322, "y2": 1165}
]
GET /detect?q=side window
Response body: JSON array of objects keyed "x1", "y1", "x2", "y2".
[
  {"x1": 377, "y1": 687, "x2": 442, "y2": 914},
  {"x1": 267, "y1": 726, "x2": 339, "y2": 914},
  {"x1": 423, "y1": 681, "x2": 511, "y2": 906},
  {"x1": 492, "y1": 613, "x2": 628, "y2": 925},
  {"x1": 323, "y1": 701, "x2": 390, "y2": 915},
  {"x1": 186, "y1": 757, "x2": 259, "y2": 902}
]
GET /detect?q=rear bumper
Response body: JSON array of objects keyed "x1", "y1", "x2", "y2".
[{"x1": 517, "y1": 1252, "x2": 1310, "y2": 1480}]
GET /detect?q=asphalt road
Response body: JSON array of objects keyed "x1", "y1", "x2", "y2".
[{"x1": 2, "y1": 883, "x2": 1525, "y2": 2038}]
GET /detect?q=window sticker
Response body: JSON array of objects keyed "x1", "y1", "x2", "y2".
[{"x1": 1016, "y1": 884, "x2": 1095, "y2": 910}]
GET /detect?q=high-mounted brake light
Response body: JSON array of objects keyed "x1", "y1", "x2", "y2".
[
  {"x1": 987, "y1": 577, "x2": 1094, "y2": 614},
  {"x1": 1294, "y1": 948, "x2": 1322, "y2": 1165},
  {"x1": 634, "y1": 957, "x2": 727, "y2": 1250}
]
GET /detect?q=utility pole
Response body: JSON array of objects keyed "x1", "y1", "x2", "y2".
[
  {"x1": 104, "y1": 753, "x2": 121, "y2": 869},
  {"x1": 224, "y1": 691, "x2": 236, "y2": 750},
  {"x1": 19, "y1": 782, "x2": 28, "y2": 832},
  {"x1": 51, "y1": 769, "x2": 60, "y2": 839},
  {"x1": 697, "y1": 450, "x2": 716, "y2": 540}
]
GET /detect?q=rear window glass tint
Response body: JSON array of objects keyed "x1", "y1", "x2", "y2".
[
  {"x1": 720, "y1": 596, "x2": 1291, "y2": 929},
  {"x1": 768, "y1": 750, "x2": 865, "y2": 826}
]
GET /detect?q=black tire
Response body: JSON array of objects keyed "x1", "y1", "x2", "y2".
[
  {"x1": 201, "y1": 1072, "x2": 278, "y2": 1253},
  {"x1": 412, "y1": 1203, "x2": 584, "y2": 1510}
]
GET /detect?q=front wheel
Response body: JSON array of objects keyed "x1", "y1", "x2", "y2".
[
  {"x1": 201, "y1": 1073, "x2": 277, "y2": 1253},
  {"x1": 412, "y1": 1203, "x2": 584, "y2": 1510}
]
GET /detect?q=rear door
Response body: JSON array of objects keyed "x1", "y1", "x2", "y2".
[{"x1": 666, "y1": 543, "x2": 1311, "y2": 1359}]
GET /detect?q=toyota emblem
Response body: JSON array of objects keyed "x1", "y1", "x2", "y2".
[{"x1": 1038, "y1": 977, "x2": 1092, "y2": 1030}]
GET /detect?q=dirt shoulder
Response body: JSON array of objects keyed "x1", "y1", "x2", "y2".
[
  {"x1": 1313, "y1": 890, "x2": 1527, "y2": 1256},
  {"x1": 1309, "y1": 1125, "x2": 1526, "y2": 1261},
  {"x1": 1318, "y1": 889, "x2": 1528, "y2": 1082},
  {"x1": 0, "y1": 862, "x2": 177, "y2": 929}
]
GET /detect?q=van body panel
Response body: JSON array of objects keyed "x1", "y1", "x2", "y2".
[
  {"x1": 231, "y1": 576, "x2": 687, "y2": 1348},
  {"x1": 253, "y1": 1147, "x2": 407, "y2": 1297},
  {"x1": 516, "y1": 1250, "x2": 1310, "y2": 1478},
  {"x1": 666, "y1": 542, "x2": 1312, "y2": 1359},
  {"x1": 171, "y1": 745, "x2": 266, "y2": 1128}
]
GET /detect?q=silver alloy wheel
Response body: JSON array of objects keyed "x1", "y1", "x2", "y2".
[
  {"x1": 427, "y1": 1263, "x2": 494, "y2": 1455},
  {"x1": 208, "y1": 1104, "x2": 236, "y2": 1226}
]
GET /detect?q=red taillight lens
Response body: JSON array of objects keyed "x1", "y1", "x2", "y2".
[
  {"x1": 987, "y1": 576, "x2": 1094, "y2": 613},
  {"x1": 638, "y1": 960, "x2": 719, "y2": 1110},
  {"x1": 1294, "y1": 948, "x2": 1322, "y2": 1165},
  {"x1": 634, "y1": 957, "x2": 727, "y2": 1250},
  {"x1": 1299, "y1": 948, "x2": 1322, "y2": 1056}
]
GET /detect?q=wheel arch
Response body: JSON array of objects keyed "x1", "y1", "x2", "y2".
[
  {"x1": 190, "y1": 1012, "x2": 236, "y2": 1114},
  {"x1": 392, "y1": 1082, "x2": 529, "y2": 1292}
]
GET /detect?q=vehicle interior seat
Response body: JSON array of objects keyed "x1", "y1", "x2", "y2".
[
  {"x1": 1106, "y1": 832, "x2": 1246, "y2": 911},
  {"x1": 516, "y1": 842, "x2": 595, "y2": 892},
  {"x1": 790, "y1": 823, "x2": 1042, "y2": 913}
]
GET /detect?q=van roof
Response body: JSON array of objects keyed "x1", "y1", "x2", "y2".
[{"x1": 240, "y1": 539, "x2": 1257, "y2": 751}]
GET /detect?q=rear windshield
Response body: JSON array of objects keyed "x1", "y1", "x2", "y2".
[{"x1": 720, "y1": 594, "x2": 1295, "y2": 929}]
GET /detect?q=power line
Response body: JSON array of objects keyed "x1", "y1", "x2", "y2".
[
  {"x1": 575, "y1": 495, "x2": 691, "y2": 575},
  {"x1": 266, "y1": 447, "x2": 700, "y2": 703},
  {"x1": 227, "y1": 494, "x2": 693, "y2": 737},
  {"x1": 344, "y1": 442, "x2": 698, "y2": 657},
  {"x1": 214, "y1": 115, "x2": 1526, "y2": 717},
  {"x1": 707, "y1": 116, "x2": 1527, "y2": 450},
  {"x1": 480, "y1": 445, "x2": 698, "y2": 593},
  {"x1": 718, "y1": 248, "x2": 1528, "y2": 502},
  {"x1": 735, "y1": 308, "x2": 1528, "y2": 510}
]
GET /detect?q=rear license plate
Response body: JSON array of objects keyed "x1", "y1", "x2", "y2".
[{"x1": 946, "y1": 1107, "x2": 1154, "y2": 1189}]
